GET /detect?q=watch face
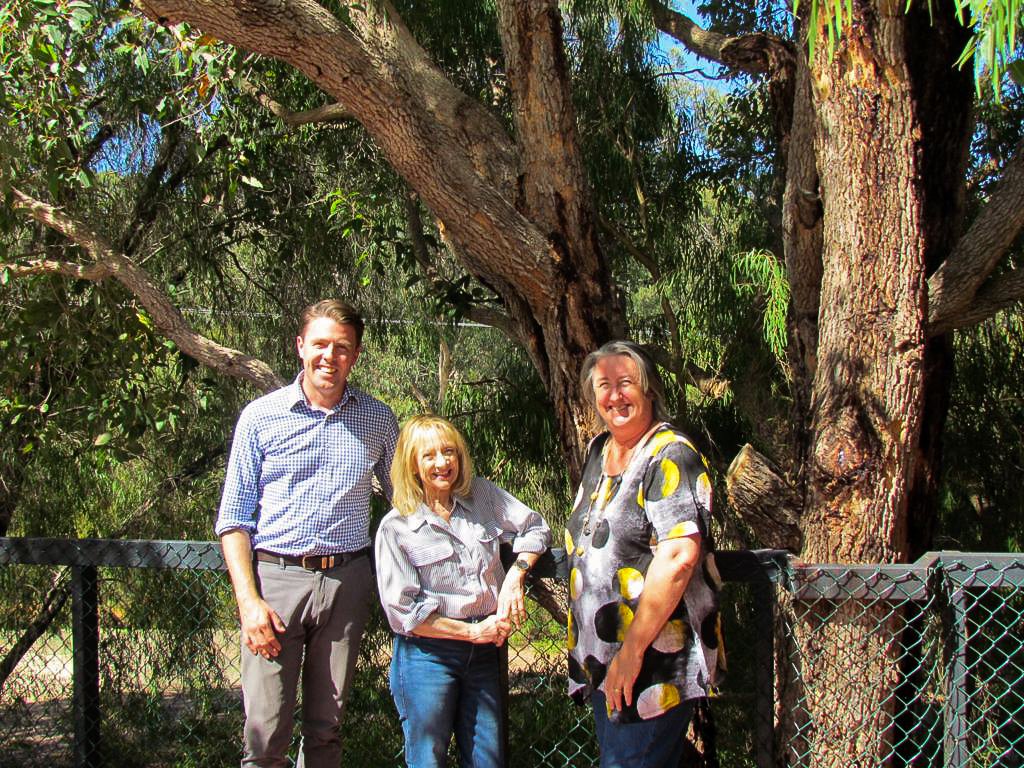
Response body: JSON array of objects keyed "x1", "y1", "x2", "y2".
[{"x1": 515, "y1": 558, "x2": 530, "y2": 571}]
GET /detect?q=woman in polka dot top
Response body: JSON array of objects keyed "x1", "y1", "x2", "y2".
[{"x1": 565, "y1": 341, "x2": 720, "y2": 767}]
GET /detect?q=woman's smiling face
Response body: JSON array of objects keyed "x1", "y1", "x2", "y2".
[
  {"x1": 415, "y1": 435, "x2": 460, "y2": 500},
  {"x1": 591, "y1": 354, "x2": 654, "y2": 438}
]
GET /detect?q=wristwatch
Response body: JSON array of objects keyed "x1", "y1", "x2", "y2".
[{"x1": 514, "y1": 557, "x2": 531, "y2": 573}]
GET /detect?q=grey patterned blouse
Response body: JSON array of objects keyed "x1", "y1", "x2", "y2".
[{"x1": 565, "y1": 425, "x2": 720, "y2": 723}]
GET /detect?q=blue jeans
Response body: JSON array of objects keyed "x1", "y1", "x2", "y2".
[
  {"x1": 389, "y1": 633, "x2": 504, "y2": 768},
  {"x1": 591, "y1": 691, "x2": 695, "y2": 768}
]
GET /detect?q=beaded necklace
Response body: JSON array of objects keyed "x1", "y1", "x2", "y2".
[{"x1": 581, "y1": 443, "x2": 626, "y2": 536}]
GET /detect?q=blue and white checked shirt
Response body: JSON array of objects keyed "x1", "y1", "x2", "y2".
[{"x1": 216, "y1": 375, "x2": 398, "y2": 555}]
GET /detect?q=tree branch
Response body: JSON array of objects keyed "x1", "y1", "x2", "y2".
[
  {"x1": 79, "y1": 123, "x2": 116, "y2": 168},
  {"x1": 120, "y1": 121, "x2": 184, "y2": 256},
  {"x1": 401, "y1": 189, "x2": 522, "y2": 343},
  {"x1": 725, "y1": 444, "x2": 803, "y2": 551},
  {"x1": 0, "y1": 569, "x2": 71, "y2": 693},
  {"x1": 136, "y1": 0, "x2": 558, "y2": 307},
  {"x1": 133, "y1": 0, "x2": 625, "y2": 472},
  {"x1": 933, "y1": 267, "x2": 1024, "y2": 332},
  {"x1": 644, "y1": 343, "x2": 731, "y2": 402},
  {"x1": 239, "y1": 78, "x2": 352, "y2": 127},
  {"x1": 598, "y1": 217, "x2": 731, "y2": 402},
  {"x1": 121, "y1": 131, "x2": 229, "y2": 258},
  {"x1": 7, "y1": 187, "x2": 284, "y2": 393},
  {"x1": 3, "y1": 259, "x2": 113, "y2": 281},
  {"x1": 929, "y1": 138, "x2": 1024, "y2": 335},
  {"x1": 645, "y1": 0, "x2": 794, "y2": 77}
]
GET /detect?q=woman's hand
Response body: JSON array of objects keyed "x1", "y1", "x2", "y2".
[
  {"x1": 603, "y1": 537, "x2": 701, "y2": 712},
  {"x1": 604, "y1": 645, "x2": 643, "y2": 712},
  {"x1": 496, "y1": 568, "x2": 527, "y2": 627},
  {"x1": 470, "y1": 615, "x2": 512, "y2": 646}
]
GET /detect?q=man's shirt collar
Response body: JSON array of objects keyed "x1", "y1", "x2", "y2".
[{"x1": 288, "y1": 372, "x2": 358, "y2": 412}]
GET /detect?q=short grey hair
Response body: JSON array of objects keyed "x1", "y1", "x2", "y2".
[{"x1": 579, "y1": 340, "x2": 668, "y2": 422}]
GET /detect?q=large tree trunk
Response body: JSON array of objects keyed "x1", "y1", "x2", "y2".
[
  {"x1": 802, "y1": 0, "x2": 972, "y2": 564},
  {"x1": 137, "y1": 0, "x2": 622, "y2": 478},
  {"x1": 787, "y1": 2, "x2": 973, "y2": 764}
]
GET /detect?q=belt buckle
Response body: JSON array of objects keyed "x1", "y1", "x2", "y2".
[{"x1": 301, "y1": 554, "x2": 336, "y2": 570}]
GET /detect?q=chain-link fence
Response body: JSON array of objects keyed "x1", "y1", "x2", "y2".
[
  {"x1": 1, "y1": 540, "x2": 1021, "y2": 767},
  {"x1": 778, "y1": 554, "x2": 1024, "y2": 768},
  {"x1": 0, "y1": 539, "x2": 599, "y2": 768}
]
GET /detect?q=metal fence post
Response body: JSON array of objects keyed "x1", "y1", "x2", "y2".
[
  {"x1": 943, "y1": 578, "x2": 969, "y2": 768},
  {"x1": 753, "y1": 577, "x2": 774, "y2": 768},
  {"x1": 71, "y1": 564, "x2": 100, "y2": 768}
]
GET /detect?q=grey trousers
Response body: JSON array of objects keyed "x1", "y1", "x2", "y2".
[{"x1": 240, "y1": 555, "x2": 373, "y2": 768}]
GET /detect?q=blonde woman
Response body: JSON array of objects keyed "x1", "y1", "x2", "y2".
[{"x1": 375, "y1": 415, "x2": 551, "y2": 768}]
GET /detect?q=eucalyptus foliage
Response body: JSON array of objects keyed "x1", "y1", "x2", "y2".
[
  {"x1": 732, "y1": 249, "x2": 790, "y2": 362},
  {"x1": 1, "y1": 0, "x2": 1020, "y2": 554},
  {"x1": 794, "y1": 0, "x2": 1024, "y2": 94}
]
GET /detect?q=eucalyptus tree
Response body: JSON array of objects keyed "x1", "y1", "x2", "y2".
[
  {"x1": 645, "y1": 0, "x2": 1024, "y2": 761},
  {"x1": 2, "y1": 0, "x2": 1023, "y2": 762}
]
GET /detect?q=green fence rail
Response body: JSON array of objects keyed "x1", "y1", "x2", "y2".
[
  {"x1": 780, "y1": 553, "x2": 1024, "y2": 768},
  {"x1": 1, "y1": 539, "x2": 1021, "y2": 767}
]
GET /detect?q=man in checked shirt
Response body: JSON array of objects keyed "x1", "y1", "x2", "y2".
[{"x1": 215, "y1": 299, "x2": 398, "y2": 768}]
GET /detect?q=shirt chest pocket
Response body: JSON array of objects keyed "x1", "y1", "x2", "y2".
[
  {"x1": 405, "y1": 539, "x2": 461, "y2": 585},
  {"x1": 470, "y1": 520, "x2": 502, "y2": 546}
]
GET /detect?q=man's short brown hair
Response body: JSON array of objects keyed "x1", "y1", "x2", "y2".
[{"x1": 298, "y1": 299, "x2": 365, "y2": 345}]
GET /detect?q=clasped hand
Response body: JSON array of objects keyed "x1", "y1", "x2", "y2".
[
  {"x1": 470, "y1": 614, "x2": 512, "y2": 645},
  {"x1": 496, "y1": 567, "x2": 527, "y2": 628},
  {"x1": 472, "y1": 568, "x2": 530, "y2": 646}
]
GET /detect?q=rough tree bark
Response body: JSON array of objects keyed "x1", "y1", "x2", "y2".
[
  {"x1": 646, "y1": 0, "x2": 1023, "y2": 764},
  {"x1": 792, "y1": 4, "x2": 974, "y2": 763},
  {"x1": 649, "y1": 0, "x2": 1023, "y2": 550}
]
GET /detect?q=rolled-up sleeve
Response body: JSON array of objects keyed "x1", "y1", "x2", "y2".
[
  {"x1": 374, "y1": 514, "x2": 441, "y2": 634},
  {"x1": 479, "y1": 478, "x2": 551, "y2": 554},
  {"x1": 215, "y1": 406, "x2": 262, "y2": 537}
]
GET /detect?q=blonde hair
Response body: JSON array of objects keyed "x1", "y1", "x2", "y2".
[{"x1": 390, "y1": 415, "x2": 475, "y2": 516}]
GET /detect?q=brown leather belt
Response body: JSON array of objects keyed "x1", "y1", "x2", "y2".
[{"x1": 255, "y1": 547, "x2": 369, "y2": 571}]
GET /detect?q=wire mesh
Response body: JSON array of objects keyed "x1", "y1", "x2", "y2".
[
  {"x1": 778, "y1": 557, "x2": 1024, "y2": 768},
  {"x1": 2, "y1": 541, "x2": 1023, "y2": 768},
  {"x1": 0, "y1": 543, "x2": 598, "y2": 768}
]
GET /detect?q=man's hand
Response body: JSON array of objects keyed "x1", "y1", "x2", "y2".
[
  {"x1": 221, "y1": 529, "x2": 286, "y2": 659},
  {"x1": 239, "y1": 595, "x2": 286, "y2": 658}
]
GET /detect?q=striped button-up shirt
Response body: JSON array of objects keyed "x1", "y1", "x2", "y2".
[
  {"x1": 375, "y1": 477, "x2": 551, "y2": 635},
  {"x1": 216, "y1": 375, "x2": 398, "y2": 555}
]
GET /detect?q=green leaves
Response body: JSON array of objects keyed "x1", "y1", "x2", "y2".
[
  {"x1": 952, "y1": 0, "x2": 1023, "y2": 96},
  {"x1": 794, "y1": 0, "x2": 855, "y2": 62},
  {"x1": 732, "y1": 249, "x2": 791, "y2": 363}
]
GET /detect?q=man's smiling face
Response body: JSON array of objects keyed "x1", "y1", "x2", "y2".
[{"x1": 296, "y1": 316, "x2": 361, "y2": 409}]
